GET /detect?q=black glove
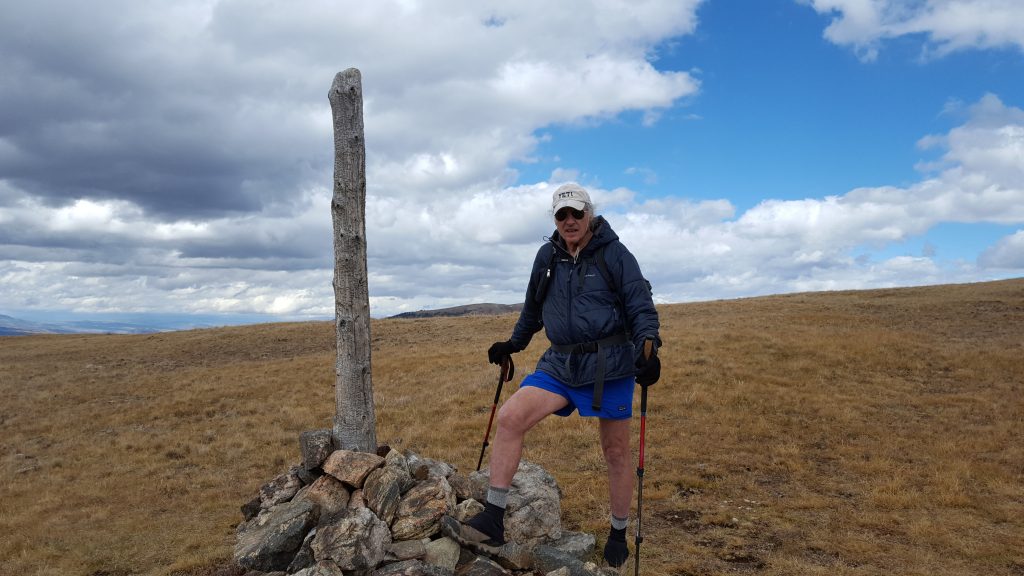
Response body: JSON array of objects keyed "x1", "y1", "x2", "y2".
[
  {"x1": 487, "y1": 340, "x2": 518, "y2": 365},
  {"x1": 635, "y1": 349, "x2": 660, "y2": 387}
]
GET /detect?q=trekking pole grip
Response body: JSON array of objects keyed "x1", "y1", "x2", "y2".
[{"x1": 495, "y1": 356, "x2": 513, "y2": 402}]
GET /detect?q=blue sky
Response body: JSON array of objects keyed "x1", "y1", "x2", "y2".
[
  {"x1": 517, "y1": 0, "x2": 1024, "y2": 264},
  {"x1": 526, "y1": 1, "x2": 1022, "y2": 205},
  {"x1": 1, "y1": 0, "x2": 1022, "y2": 324}
]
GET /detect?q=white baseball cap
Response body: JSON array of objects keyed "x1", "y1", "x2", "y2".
[{"x1": 551, "y1": 183, "x2": 592, "y2": 212}]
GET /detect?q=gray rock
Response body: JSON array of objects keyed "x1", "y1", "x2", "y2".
[
  {"x1": 456, "y1": 547, "x2": 476, "y2": 568},
  {"x1": 235, "y1": 499, "x2": 318, "y2": 572},
  {"x1": 241, "y1": 496, "x2": 262, "y2": 521},
  {"x1": 386, "y1": 449, "x2": 416, "y2": 494},
  {"x1": 312, "y1": 507, "x2": 391, "y2": 570},
  {"x1": 547, "y1": 531, "x2": 595, "y2": 560},
  {"x1": 364, "y1": 465, "x2": 405, "y2": 524},
  {"x1": 447, "y1": 473, "x2": 480, "y2": 502},
  {"x1": 299, "y1": 474, "x2": 351, "y2": 517},
  {"x1": 323, "y1": 449, "x2": 385, "y2": 488},
  {"x1": 372, "y1": 559, "x2": 453, "y2": 576},
  {"x1": 384, "y1": 448, "x2": 414, "y2": 488},
  {"x1": 391, "y1": 476, "x2": 456, "y2": 540},
  {"x1": 492, "y1": 542, "x2": 533, "y2": 572},
  {"x1": 530, "y1": 545, "x2": 610, "y2": 576},
  {"x1": 349, "y1": 488, "x2": 367, "y2": 509},
  {"x1": 424, "y1": 537, "x2": 460, "y2": 572},
  {"x1": 454, "y1": 499, "x2": 484, "y2": 523},
  {"x1": 387, "y1": 539, "x2": 427, "y2": 562},
  {"x1": 291, "y1": 560, "x2": 346, "y2": 576},
  {"x1": 260, "y1": 469, "x2": 304, "y2": 509},
  {"x1": 296, "y1": 465, "x2": 324, "y2": 485},
  {"x1": 454, "y1": 556, "x2": 510, "y2": 576},
  {"x1": 405, "y1": 451, "x2": 455, "y2": 480},
  {"x1": 287, "y1": 527, "x2": 318, "y2": 573},
  {"x1": 300, "y1": 430, "x2": 334, "y2": 470}
]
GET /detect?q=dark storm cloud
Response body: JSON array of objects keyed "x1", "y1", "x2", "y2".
[{"x1": 0, "y1": 0, "x2": 327, "y2": 220}]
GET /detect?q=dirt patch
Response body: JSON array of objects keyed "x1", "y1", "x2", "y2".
[
  {"x1": 659, "y1": 508, "x2": 702, "y2": 531},
  {"x1": 719, "y1": 550, "x2": 766, "y2": 569}
]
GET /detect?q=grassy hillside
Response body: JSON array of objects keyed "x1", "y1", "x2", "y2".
[{"x1": 1, "y1": 279, "x2": 1022, "y2": 576}]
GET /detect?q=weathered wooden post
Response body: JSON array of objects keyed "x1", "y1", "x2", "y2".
[{"x1": 329, "y1": 68, "x2": 377, "y2": 453}]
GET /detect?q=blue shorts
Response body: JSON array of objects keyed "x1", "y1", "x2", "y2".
[{"x1": 521, "y1": 370, "x2": 635, "y2": 420}]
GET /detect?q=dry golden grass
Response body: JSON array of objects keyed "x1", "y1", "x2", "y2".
[{"x1": 1, "y1": 279, "x2": 1022, "y2": 576}]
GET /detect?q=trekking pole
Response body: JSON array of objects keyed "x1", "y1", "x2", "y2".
[
  {"x1": 476, "y1": 356, "x2": 514, "y2": 471},
  {"x1": 635, "y1": 338, "x2": 654, "y2": 576}
]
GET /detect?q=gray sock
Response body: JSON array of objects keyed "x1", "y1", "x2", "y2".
[
  {"x1": 486, "y1": 486, "x2": 509, "y2": 509},
  {"x1": 610, "y1": 514, "x2": 628, "y2": 531}
]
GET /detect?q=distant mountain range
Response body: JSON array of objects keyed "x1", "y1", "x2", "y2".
[
  {"x1": 0, "y1": 304, "x2": 524, "y2": 335},
  {"x1": 0, "y1": 314, "x2": 167, "y2": 336},
  {"x1": 388, "y1": 303, "x2": 522, "y2": 319}
]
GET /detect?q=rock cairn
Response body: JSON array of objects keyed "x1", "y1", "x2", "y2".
[{"x1": 234, "y1": 430, "x2": 618, "y2": 576}]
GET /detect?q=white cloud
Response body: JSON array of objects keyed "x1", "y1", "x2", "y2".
[
  {"x1": 607, "y1": 94, "x2": 1024, "y2": 302},
  {"x1": 979, "y1": 229, "x2": 1024, "y2": 268},
  {"x1": 4, "y1": 93, "x2": 1022, "y2": 317},
  {"x1": 2, "y1": 2, "x2": 1023, "y2": 320},
  {"x1": 0, "y1": 0, "x2": 706, "y2": 317},
  {"x1": 801, "y1": 0, "x2": 1024, "y2": 60}
]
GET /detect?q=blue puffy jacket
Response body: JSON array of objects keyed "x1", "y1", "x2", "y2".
[{"x1": 509, "y1": 216, "x2": 660, "y2": 387}]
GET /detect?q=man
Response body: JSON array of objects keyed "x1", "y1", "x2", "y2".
[{"x1": 461, "y1": 182, "x2": 661, "y2": 567}]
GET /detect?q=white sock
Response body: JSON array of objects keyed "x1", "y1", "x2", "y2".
[
  {"x1": 610, "y1": 514, "x2": 628, "y2": 531},
  {"x1": 486, "y1": 486, "x2": 509, "y2": 509}
]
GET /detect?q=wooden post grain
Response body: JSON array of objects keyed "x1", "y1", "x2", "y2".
[{"x1": 329, "y1": 68, "x2": 377, "y2": 453}]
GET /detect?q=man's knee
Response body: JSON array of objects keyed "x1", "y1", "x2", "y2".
[
  {"x1": 496, "y1": 402, "x2": 532, "y2": 434},
  {"x1": 497, "y1": 387, "x2": 564, "y2": 434},
  {"x1": 600, "y1": 420, "x2": 632, "y2": 467},
  {"x1": 602, "y1": 438, "x2": 632, "y2": 468}
]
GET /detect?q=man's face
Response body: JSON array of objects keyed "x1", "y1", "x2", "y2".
[{"x1": 555, "y1": 206, "x2": 591, "y2": 246}]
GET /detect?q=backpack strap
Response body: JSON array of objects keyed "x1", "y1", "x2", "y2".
[
  {"x1": 533, "y1": 245, "x2": 556, "y2": 304},
  {"x1": 595, "y1": 242, "x2": 653, "y2": 306},
  {"x1": 592, "y1": 243, "x2": 620, "y2": 307},
  {"x1": 535, "y1": 242, "x2": 625, "y2": 311}
]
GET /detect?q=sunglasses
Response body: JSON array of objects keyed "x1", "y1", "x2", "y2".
[{"x1": 555, "y1": 207, "x2": 586, "y2": 221}]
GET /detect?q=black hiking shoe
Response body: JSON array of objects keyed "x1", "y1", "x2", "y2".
[
  {"x1": 463, "y1": 501, "x2": 506, "y2": 546},
  {"x1": 441, "y1": 516, "x2": 505, "y2": 554},
  {"x1": 604, "y1": 526, "x2": 629, "y2": 567}
]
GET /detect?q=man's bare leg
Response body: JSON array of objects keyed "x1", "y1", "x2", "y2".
[
  {"x1": 599, "y1": 417, "x2": 634, "y2": 566},
  {"x1": 488, "y1": 386, "x2": 569, "y2": 487},
  {"x1": 464, "y1": 385, "x2": 567, "y2": 544},
  {"x1": 599, "y1": 417, "x2": 634, "y2": 515}
]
